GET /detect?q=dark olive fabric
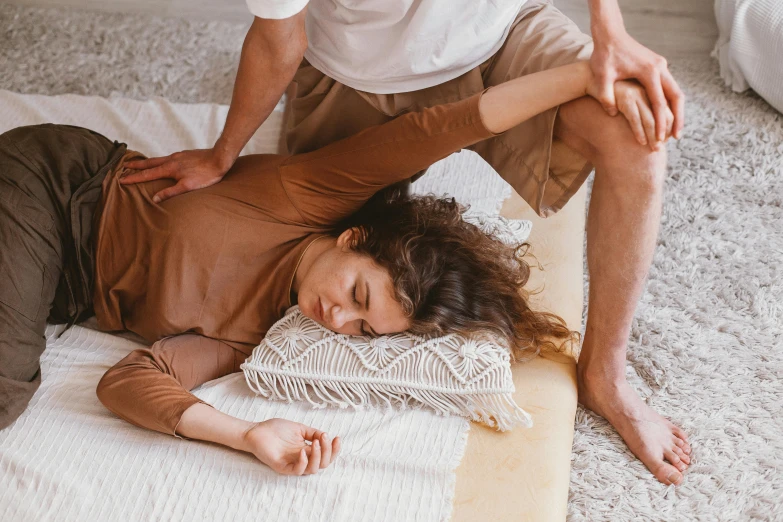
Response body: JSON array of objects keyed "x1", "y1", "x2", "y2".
[{"x1": 0, "y1": 124, "x2": 126, "y2": 430}]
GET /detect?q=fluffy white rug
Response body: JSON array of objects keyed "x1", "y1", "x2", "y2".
[
  {"x1": 570, "y1": 60, "x2": 783, "y2": 520},
  {"x1": 2, "y1": 4, "x2": 782, "y2": 520}
]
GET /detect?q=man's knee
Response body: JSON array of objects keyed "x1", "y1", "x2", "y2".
[{"x1": 556, "y1": 96, "x2": 667, "y2": 195}]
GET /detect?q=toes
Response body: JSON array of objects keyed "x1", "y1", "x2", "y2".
[
  {"x1": 671, "y1": 424, "x2": 690, "y2": 443},
  {"x1": 671, "y1": 427, "x2": 692, "y2": 454},
  {"x1": 673, "y1": 437, "x2": 692, "y2": 454},
  {"x1": 664, "y1": 449, "x2": 688, "y2": 473},
  {"x1": 654, "y1": 462, "x2": 684, "y2": 486},
  {"x1": 673, "y1": 446, "x2": 691, "y2": 465}
]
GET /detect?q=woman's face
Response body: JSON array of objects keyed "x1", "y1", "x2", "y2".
[{"x1": 297, "y1": 230, "x2": 411, "y2": 337}]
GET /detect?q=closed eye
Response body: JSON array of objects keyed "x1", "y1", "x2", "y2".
[{"x1": 353, "y1": 284, "x2": 368, "y2": 336}]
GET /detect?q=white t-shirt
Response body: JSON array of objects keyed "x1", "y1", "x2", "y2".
[{"x1": 245, "y1": 0, "x2": 528, "y2": 94}]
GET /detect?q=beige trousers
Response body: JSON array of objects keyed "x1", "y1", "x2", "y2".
[{"x1": 284, "y1": 0, "x2": 594, "y2": 217}]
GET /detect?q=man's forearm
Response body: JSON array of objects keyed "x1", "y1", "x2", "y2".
[
  {"x1": 214, "y1": 14, "x2": 307, "y2": 168},
  {"x1": 587, "y1": 0, "x2": 626, "y2": 40}
]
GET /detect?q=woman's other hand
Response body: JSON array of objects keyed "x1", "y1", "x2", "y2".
[
  {"x1": 587, "y1": 0, "x2": 684, "y2": 140},
  {"x1": 120, "y1": 148, "x2": 233, "y2": 203},
  {"x1": 613, "y1": 80, "x2": 674, "y2": 152},
  {"x1": 242, "y1": 418, "x2": 341, "y2": 475}
]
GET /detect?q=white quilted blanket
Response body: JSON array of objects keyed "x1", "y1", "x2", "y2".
[
  {"x1": 0, "y1": 90, "x2": 520, "y2": 521},
  {"x1": 0, "y1": 325, "x2": 467, "y2": 522},
  {"x1": 713, "y1": 0, "x2": 783, "y2": 113}
]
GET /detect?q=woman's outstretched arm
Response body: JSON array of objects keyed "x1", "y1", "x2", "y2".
[
  {"x1": 479, "y1": 61, "x2": 592, "y2": 134},
  {"x1": 97, "y1": 334, "x2": 339, "y2": 475},
  {"x1": 177, "y1": 404, "x2": 341, "y2": 476},
  {"x1": 279, "y1": 61, "x2": 595, "y2": 225}
]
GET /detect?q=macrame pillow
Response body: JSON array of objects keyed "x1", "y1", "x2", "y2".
[{"x1": 241, "y1": 214, "x2": 533, "y2": 431}]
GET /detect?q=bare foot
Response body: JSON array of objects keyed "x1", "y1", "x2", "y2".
[{"x1": 578, "y1": 375, "x2": 691, "y2": 486}]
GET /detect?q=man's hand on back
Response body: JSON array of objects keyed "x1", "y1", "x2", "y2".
[
  {"x1": 122, "y1": 10, "x2": 308, "y2": 203},
  {"x1": 121, "y1": 149, "x2": 232, "y2": 203},
  {"x1": 588, "y1": 0, "x2": 685, "y2": 145}
]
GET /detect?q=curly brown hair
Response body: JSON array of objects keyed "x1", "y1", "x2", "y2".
[{"x1": 335, "y1": 188, "x2": 579, "y2": 359}]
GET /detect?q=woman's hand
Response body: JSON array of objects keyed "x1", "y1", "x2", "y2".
[
  {"x1": 613, "y1": 80, "x2": 674, "y2": 151},
  {"x1": 241, "y1": 418, "x2": 341, "y2": 475},
  {"x1": 590, "y1": 32, "x2": 683, "y2": 141},
  {"x1": 120, "y1": 148, "x2": 233, "y2": 203},
  {"x1": 587, "y1": 0, "x2": 685, "y2": 141},
  {"x1": 176, "y1": 403, "x2": 339, "y2": 476},
  {"x1": 586, "y1": 72, "x2": 674, "y2": 151}
]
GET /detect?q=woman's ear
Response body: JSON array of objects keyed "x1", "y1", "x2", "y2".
[
  {"x1": 336, "y1": 227, "x2": 367, "y2": 249},
  {"x1": 336, "y1": 227, "x2": 360, "y2": 249}
]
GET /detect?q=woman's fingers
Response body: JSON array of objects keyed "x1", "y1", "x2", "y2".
[
  {"x1": 288, "y1": 425, "x2": 342, "y2": 475},
  {"x1": 620, "y1": 99, "x2": 646, "y2": 146},
  {"x1": 665, "y1": 106, "x2": 675, "y2": 140},
  {"x1": 293, "y1": 448, "x2": 308, "y2": 475},
  {"x1": 305, "y1": 439, "x2": 321, "y2": 475},
  {"x1": 636, "y1": 70, "x2": 668, "y2": 142},
  {"x1": 332, "y1": 436, "x2": 341, "y2": 461},
  {"x1": 635, "y1": 100, "x2": 659, "y2": 152},
  {"x1": 289, "y1": 435, "x2": 341, "y2": 475},
  {"x1": 300, "y1": 426, "x2": 323, "y2": 442},
  {"x1": 319, "y1": 433, "x2": 332, "y2": 469}
]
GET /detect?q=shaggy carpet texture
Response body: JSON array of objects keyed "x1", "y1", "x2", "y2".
[
  {"x1": 570, "y1": 61, "x2": 783, "y2": 521},
  {"x1": 2, "y1": 3, "x2": 782, "y2": 521}
]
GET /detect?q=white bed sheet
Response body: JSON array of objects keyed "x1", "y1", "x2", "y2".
[{"x1": 0, "y1": 325, "x2": 467, "y2": 522}]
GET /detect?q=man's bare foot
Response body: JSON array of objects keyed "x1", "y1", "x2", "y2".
[{"x1": 578, "y1": 374, "x2": 692, "y2": 486}]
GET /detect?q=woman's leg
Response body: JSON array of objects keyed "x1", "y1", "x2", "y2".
[
  {"x1": 0, "y1": 209, "x2": 61, "y2": 428},
  {"x1": 0, "y1": 125, "x2": 125, "y2": 429},
  {"x1": 0, "y1": 136, "x2": 64, "y2": 429}
]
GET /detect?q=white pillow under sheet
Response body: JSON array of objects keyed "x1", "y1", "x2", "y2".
[
  {"x1": 713, "y1": 0, "x2": 783, "y2": 113},
  {"x1": 242, "y1": 213, "x2": 533, "y2": 431}
]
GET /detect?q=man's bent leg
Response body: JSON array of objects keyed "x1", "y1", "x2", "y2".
[{"x1": 554, "y1": 96, "x2": 692, "y2": 486}]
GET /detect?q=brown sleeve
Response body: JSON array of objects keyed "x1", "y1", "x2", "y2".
[
  {"x1": 279, "y1": 89, "x2": 499, "y2": 226},
  {"x1": 96, "y1": 334, "x2": 253, "y2": 437}
]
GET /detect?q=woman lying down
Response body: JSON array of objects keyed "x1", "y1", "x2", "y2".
[{"x1": 0, "y1": 61, "x2": 672, "y2": 476}]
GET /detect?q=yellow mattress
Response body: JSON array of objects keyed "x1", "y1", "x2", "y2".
[{"x1": 453, "y1": 183, "x2": 586, "y2": 521}]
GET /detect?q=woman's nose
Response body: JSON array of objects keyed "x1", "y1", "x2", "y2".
[{"x1": 329, "y1": 305, "x2": 353, "y2": 329}]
